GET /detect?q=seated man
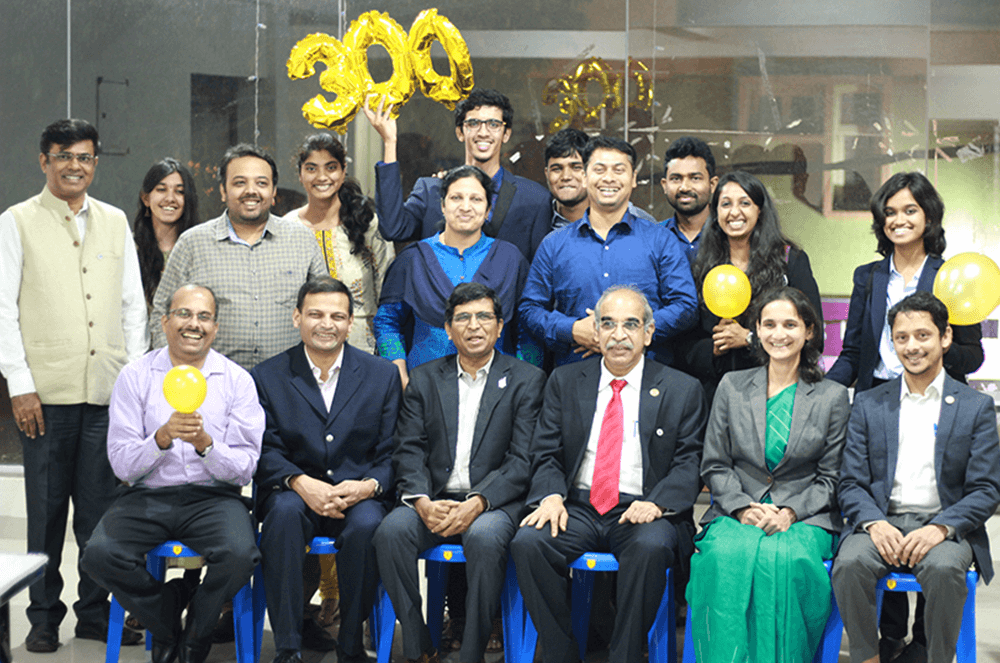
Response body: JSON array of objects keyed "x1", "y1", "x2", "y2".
[
  {"x1": 373, "y1": 282, "x2": 546, "y2": 663},
  {"x1": 833, "y1": 291, "x2": 1000, "y2": 663},
  {"x1": 81, "y1": 284, "x2": 264, "y2": 663},
  {"x1": 511, "y1": 285, "x2": 706, "y2": 663},
  {"x1": 252, "y1": 277, "x2": 402, "y2": 663}
]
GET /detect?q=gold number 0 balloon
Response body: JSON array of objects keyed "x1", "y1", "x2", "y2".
[{"x1": 409, "y1": 9, "x2": 474, "y2": 110}]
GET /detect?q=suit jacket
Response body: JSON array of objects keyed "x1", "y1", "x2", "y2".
[
  {"x1": 838, "y1": 374, "x2": 1000, "y2": 583},
  {"x1": 826, "y1": 255, "x2": 984, "y2": 392},
  {"x1": 392, "y1": 352, "x2": 546, "y2": 521},
  {"x1": 251, "y1": 343, "x2": 402, "y2": 506},
  {"x1": 527, "y1": 357, "x2": 706, "y2": 513},
  {"x1": 700, "y1": 367, "x2": 850, "y2": 532},
  {"x1": 374, "y1": 161, "x2": 552, "y2": 262}
]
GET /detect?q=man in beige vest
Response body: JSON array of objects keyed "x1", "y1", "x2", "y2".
[{"x1": 0, "y1": 118, "x2": 148, "y2": 653}]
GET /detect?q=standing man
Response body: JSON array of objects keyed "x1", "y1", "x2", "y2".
[
  {"x1": 82, "y1": 284, "x2": 264, "y2": 663},
  {"x1": 833, "y1": 291, "x2": 1000, "y2": 663},
  {"x1": 511, "y1": 286, "x2": 706, "y2": 663},
  {"x1": 363, "y1": 88, "x2": 552, "y2": 262},
  {"x1": 373, "y1": 282, "x2": 545, "y2": 663},
  {"x1": 151, "y1": 143, "x2": 326, "y2": 370},
  {"x1": 252, "y1": 277, "x2": 402, "y2": 663},
  {"x1": 0, "y1": 118, "x2": 147, "y2": 652},
  {"x1": 520, "y1": 136, "x2": 698, "y2": 368},
  {"x1": 545, "y1": 128, "x2": 656, "y2": 230},
  {"x1": 660, "y1": 136, "x2": 718, "y2": 263}
]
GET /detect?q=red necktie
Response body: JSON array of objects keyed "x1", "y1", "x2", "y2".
[{"x1": 591, "y1": 379, "x2": 626, "y2": 515}]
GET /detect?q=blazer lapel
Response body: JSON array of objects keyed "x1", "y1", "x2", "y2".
[
  {"x1": 568, "y1": 361, "x2": 601, "y2": 477},
  {"x1": 289, "y1": 345, "x2": 329, "y2": 420},
  {"x1": 917, "y1": 256, "x2": 944, "y2": 293},
  {"x1": 773, "y1": 377, "x2": 816, "y2": 473},
  {"x1": 637, "y1": 364, "x2": 664, "y2": 476},
  {"x1": 934, "y1": 376, "x2": 961, "y2": 483},
  {"x1": 470, "y1": 358, "x2": 509, "y2": 459},
  {"x1": 883, "y1": 384, "x2": 902, "y2": 498},
  {"x1": 326, "y1": 345, "x2": 361, "y2": 425},
  {"x1": 435, "y1": 358, "x2": 460, "y2": 464},
  {"x1": 869, "y1": 258, "x2": 891, "y2": 343},
  {"x1": 749, "y1": 368, "x2": 768, "y2": 468}
]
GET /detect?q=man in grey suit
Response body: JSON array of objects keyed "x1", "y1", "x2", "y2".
[
  {"x1": 511, "y1": 285, "x2": 706, "y2": 663},
  {"x1": 373, "y1": 282, "x2": 546, "y2": 663},
  {"x1": 833, "y1": 291, "x2": 1000, "y2": 663}
]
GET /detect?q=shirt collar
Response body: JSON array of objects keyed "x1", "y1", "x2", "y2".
[
  {"x1": 305, "y1": 344, "x2": 345, "y2": 384},
  {"x1": 580, "y1": 208, "x2": 634, "y2": 235},
  {"x1": 222, "y1": 212, "x2": 275, "y2": 243},
  {"x1": 899, "y1": 366, "x2": 946, "y2": 402},
  {"x1": 151, "y1": 347, "x2": 226, "y2": 376},
  {"x1": 457, "y1": 350, "x2": 496, "y2": 381},
  {"x1": 490, "y1": 167, "x2": 505, "y2": 190},
  {"x1": 889, "y1": 253, "x2": 929, "y2": 279},
  {"x1": 599, "y1": 355, "x2": 644, "y2": 392},
  {"x1": 431, "y1": 231, "x2": 490, "y2": 255},
  {"x1": 41, "y1": 185, "x2": 89, "y2": 216}
]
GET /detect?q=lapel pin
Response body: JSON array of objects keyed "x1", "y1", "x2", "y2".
[
  {"x1": 498, "y1": 376, "x2": 507, "y2": 389},
  {"x1": 945, "y1": 395, "x2": 955, "y2": 404},
  {"x1": 656, "y1": 428, "x2": 664, "y2": 436},
  {"x1": 649, "y1": 388, "x2": 660, "y2": 397}
]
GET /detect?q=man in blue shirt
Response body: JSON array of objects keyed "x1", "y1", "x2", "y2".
[
  {"x1": 659, "y1": 137, "x2": 718, "y2": 263},
  {"x1": 520, "y1": 136, "x2": 698, "y2": 368}
]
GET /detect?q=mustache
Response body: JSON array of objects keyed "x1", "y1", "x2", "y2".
[{"x1": 605, "y1": 339, "x2": 634, "y2": 350}]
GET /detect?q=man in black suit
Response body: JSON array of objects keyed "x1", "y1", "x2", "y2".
[
  {"x1": 252, "y1": 277, "x2": 402, "y2": 663},
  {"x1": 511, "y1": 285, "x2": 706, "y2": 663},
  {"x1": 373, "y1": 282, "x2": 546, "y2": 663}
]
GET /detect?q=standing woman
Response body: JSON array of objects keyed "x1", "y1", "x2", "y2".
[
  {"x1": 134, "y1": 158, "x2": 200, "y2": 306},
  {"x1": 687, "y1": 286, "x2": 850, "y2": 663},
  {"x1": 289, "y1": 133, "x2": 394, "y2": 355},
  {"x1": 681, "y1": 171, "x2": 823, "y2": 399},
  {"x1": 827, "y1": 171, "x2": 983, "y2": 391}
]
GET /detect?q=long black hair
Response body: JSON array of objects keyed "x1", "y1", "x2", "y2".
[
  {"x1": 692, "y1": 171, "x2": 798, "y2": 313},
  {"x1": 134, "y1": 158, "x2": 200, "y2": 305},
  {"x1": 295, "y1": 133, "x2": 375, "y2": 258},
  {"x1": 752, "y1": 286, "x2": 825, "y2": 384}
]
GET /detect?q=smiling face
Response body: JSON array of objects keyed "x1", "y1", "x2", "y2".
[
  {"x1": 161, "y1": 286, "x2": 218, "y2": 365},
  {"x1": 546, "y1": 152, "x2": 587, "y2": 207},
  {"x1": 220, "y1": 155, "x2": 275, "y2": 226},
  {"x1": 716, "y1": 181, "x2": 760, "y2": 241},
  {"x1": 39, "y1": 140, "x2": 97, "y2": 206},
  {"x1": 661, "y1": 155, "x2": 716, "y2": 217},
  {"x1": 445, "y1": 297, "x2": 504, "y2": 365},
  {"x1": 456, "y1": 105, "x2": 510, "y2": 168},
  {"x1": 892, "y1": 310, "x2": 952, "y2": 380},
  {"x1": 757, "y1": 299, "x2": 813, "y2": 367},
  {"x1": 597, "y1": 289, "x2": 653, "y2": 377},
  {"x1": 586, "y1": 148, "x2": 637, "y2": 214},
  {"x1": 298, "y1": 149, "x2": 346, "y2": 204},
  {"x1": 883, "y1": 187, "x2": 927, "y2": 251},
  {"x1": 440, "y1": 176, "x2": 489, "y2": 238},
  {"x1": 141, "y1": 171, "x2": 185, "y2": 227},
  {"x1": 294, "y1": 291, "x2": 353, "y2": 359}
]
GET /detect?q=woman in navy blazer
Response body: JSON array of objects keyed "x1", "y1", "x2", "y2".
[{"x1": 826, "y1": 171, "x2": 983, "y2": 393}]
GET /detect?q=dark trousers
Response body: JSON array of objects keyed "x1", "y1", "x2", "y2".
[
  {"x1": 80, "y1": 485, "x2": 259, "y2": 642},
  {"x1": 510, "y1": 495, "x2": 688, "y2": 663},
  {"x1": 20, "y1": 403, "x2": 116, "y2": 626},
  {"x1": 258, "y1": 490, "x2": 384, "y2": 656}
]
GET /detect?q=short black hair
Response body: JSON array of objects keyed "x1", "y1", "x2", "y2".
[
  {"x1": 40, "y1": 118, "x2": 100, "y2": 156},
  {"x1": 296, "y1": 276, "x2": 354, "y2": 317},
  {"x1": 454, "y1": 89, "x2": 513, "y2": 131},
  {"x1": 888, "y1": 290, "x2": 949, "y2": 337},
  {"x1": 444, "y1": 283, "x2": 502, "y2": 325},
  {"x1": 663, "y1": 136, "x2": 716, "y2": 179},
  {"x1": 545, "y1": 128, "x2": 589, "y2": 165},
  {"x1": 870, "y1": 172, "x2": 946, "y2": 258},
  {"x1": 439, "y1": 165, "x2": 495, "y2": 210},
  {"x1": 218, "y1": 143, "x2": 279, "y2": 188},
  {"x1": 165, "y1": 284, "x2": 219, "y2": 319},
  {"x1": 581, "y1": 135, "x2": 636, "y2": 170}
]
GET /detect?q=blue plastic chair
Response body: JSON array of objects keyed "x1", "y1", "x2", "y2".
[
  {"x1": 511, "y1": 552, "x2": 676, "y2": 663},
  {"x1": 106, "y1": 541, "x2": 255, "y2": 663},
  {"x1": 681, "y1": 559, "x2": 843, "y2": 663}
]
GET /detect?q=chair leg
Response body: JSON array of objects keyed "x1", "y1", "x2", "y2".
[
  {"x1": 105, "y1": 597, "x2": 126, "y2": 663},
  {"x1": 570, "y1": 568, "x2": 596, "y2": 661},
  {"x1": 252, "y1": 562, "x2": 266, "y2": 663},
  {"x1": 145, "y1": 553, "x2": 167, "y2": 652},
  {"x1": 957, "y1": 572, "x2": 977, "y2": 663},
  {"x1": 424, "y1": 560, "x2": 449, "y2": 650},
  {"x1": 232, "y1": 580, "x2": 254, "y2": 663},
  {"x1": 647, "y1": 567, "x2": 676, "y2": 663},
  {"x1": 503, "y1": 557, "x2": 537, "y2": 663},
  {"x1": 375, "y1": 583, "x2": 395, "y2": 663}
]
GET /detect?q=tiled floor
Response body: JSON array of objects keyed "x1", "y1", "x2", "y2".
[{"x1": 3, "y1": 474, "x2": 1000, "y2": 662}]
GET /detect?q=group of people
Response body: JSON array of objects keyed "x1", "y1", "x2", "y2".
[{"x1": 0, "y1": 81, "x2": 996, "y2": 663}]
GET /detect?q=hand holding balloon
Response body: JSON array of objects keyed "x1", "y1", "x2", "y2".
[
  {"x1": 932, "y1": 252, "x2": 1000, "y2": 326},
  {"x1": 155, "y1": 412, "x2": 212, "y2": 453},
  {"x1": 712, "y1": 318, "x2": 750, "y2": 356}
]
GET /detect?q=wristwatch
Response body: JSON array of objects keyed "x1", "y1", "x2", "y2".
[{"x1": 746, "y1": 330, "x2": 754, "y2": 346}]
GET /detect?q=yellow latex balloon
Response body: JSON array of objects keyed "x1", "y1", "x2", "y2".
[
  {"x1": 932, "y1": 252, "x2": 1000, "y2": 325},
  {"x1": 163, "y1": 365, "x2": 208, "y2": 414},
  {"x1": 703, "y1": 265, "x2": 752, "y2": 319},
  {"x1": 408, "y1": 8, "x2": 474, "y2": 110},
  {"x1": 343, "y1": 11, "x2": 415, "y2": 115}
]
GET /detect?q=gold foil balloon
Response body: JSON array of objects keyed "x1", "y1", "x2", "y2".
[
  {"x1": 287, "y1": 33, "x2": 363, "y2": 133},
  {"x1": 163, "y1": 365, "x2": 208, "y2": 414},
  {"x1": 573, "y1": 57, "x2": 619, "y2": 124},
  {"x1": 343, "y1": 11, "x2": 415, "y2": 116},
  {"x1": 932, "y1": 252, "x2": 1000, "y2": 325},
  {"x1": 628, "y1": 57, "x2": 652, "y2": 111},
  {"x1": 408, "y1": 8, "x2": 474, "y2": 110},
  {"x1": 703, "y1": 265, "x2": 752, "y2": 319}
]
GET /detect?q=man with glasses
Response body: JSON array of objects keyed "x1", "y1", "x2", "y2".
[
  {"x1": 0, "y1": 118, "x2": 147, "y2": 652},
  {"x1": 82, "y1": 284, "x2": 264, "y2": 663},
  {"x1": 372, "y1": 282, "x2": 545, "y2": 663},
  {"x1": 363, "y1": 88, "x2": 552, "y2": 261}
]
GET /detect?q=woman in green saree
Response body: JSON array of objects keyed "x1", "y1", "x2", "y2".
[{"x1": 687, "y1": 286, "x2": 851, "y2": 662}]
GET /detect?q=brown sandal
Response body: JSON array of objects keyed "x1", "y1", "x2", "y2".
[{"x1": 485, "y1": 617, "x2": 503, "y2": 653}]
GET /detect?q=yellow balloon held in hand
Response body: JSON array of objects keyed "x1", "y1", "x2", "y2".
[
  {"x1": 163, "y1": 365, "x2": 208, "y2": 414},
  {"x1": 932, "y1": 252, "x2": 1000, "y2": 326},
  {"x1": 703, "y1": 265, "x2": 752, "y2": 319}
]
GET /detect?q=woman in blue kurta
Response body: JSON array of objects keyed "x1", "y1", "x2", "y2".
[
  {"x1": 374, "y1": 165, "x2": 538, "y2": 387},
  {"x1": 687, "y1": 287, "x2": 850, "y2": 663}
]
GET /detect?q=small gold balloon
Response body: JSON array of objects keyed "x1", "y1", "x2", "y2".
[
  {"x1": 163, "y1": 365, "x2": 207, "y2": 414},
  {"x1": 703, "y1": 265, "x2": 752, "y2": 319}
]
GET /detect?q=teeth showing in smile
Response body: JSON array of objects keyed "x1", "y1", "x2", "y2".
[{"x1": 181, "y1": 331, "x2": 203, "y2": 340}]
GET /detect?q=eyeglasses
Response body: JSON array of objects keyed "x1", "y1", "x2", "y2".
[
  {"x1": 47, "y1": 152, "x2": 96, "y2": 165},
  {"x1": 169, "y1": 308, "x2": 215, "y2": 323},
  {"x1": 452, "y1": 311, "x2": 497, "y2": 325},
  {"x1": 462, "y1": 119, "x2": 505, "y2": 132},
  {"x1": 599, "y1": 318, "x2": 643, "y2": 332}
]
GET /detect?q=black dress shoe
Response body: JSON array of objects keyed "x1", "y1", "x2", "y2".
[
  {"x1": 152, "y1": 636, "x2": 180, "y2": 663},
  {"x1": 75, "y1": 617, "x2": 144, "y2": 646},
  {"x1": 301, "y1": 615, "x2": 338, "y2": 651},
  {"x1": 272, "y1": 650, "x2": 303, "y2": 663},
  {"x1": 894, "y1": 641, "x2": 929, "y2": 663},
  {"x1": 25, "y1": 623, "x2": 60, "y2": 653},
  {"x1": 879, "y1": 636, "x2": 906, "y2": 663},
  {"x1": 336, "y1": 644, "x2": 373, "y2": 663}
]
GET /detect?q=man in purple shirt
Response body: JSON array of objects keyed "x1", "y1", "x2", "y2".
[{"x1": 81, "y1": 284, "x2": 264, "y2": 663}]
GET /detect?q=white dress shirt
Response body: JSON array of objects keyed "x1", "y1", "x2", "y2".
[
  {"x1": 445, "y1": 351, "x2": 495, "y2": 493},
  {"x1": 874, "y1": 254, "x2": 928, "y2": 380},
  {"x1": 304, "y1": 345, "x2": 344, "y2": 411},
  {"x1": 889, "y1": 368, "x2": 946, "y2": 515},
  {"x1": 574, "y1": 357, "x2": 644, "y2": 496}
]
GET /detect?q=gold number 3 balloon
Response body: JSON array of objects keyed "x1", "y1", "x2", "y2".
[{"x1": 288, "y1": 9, "x2": 475, "y2": 133}]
